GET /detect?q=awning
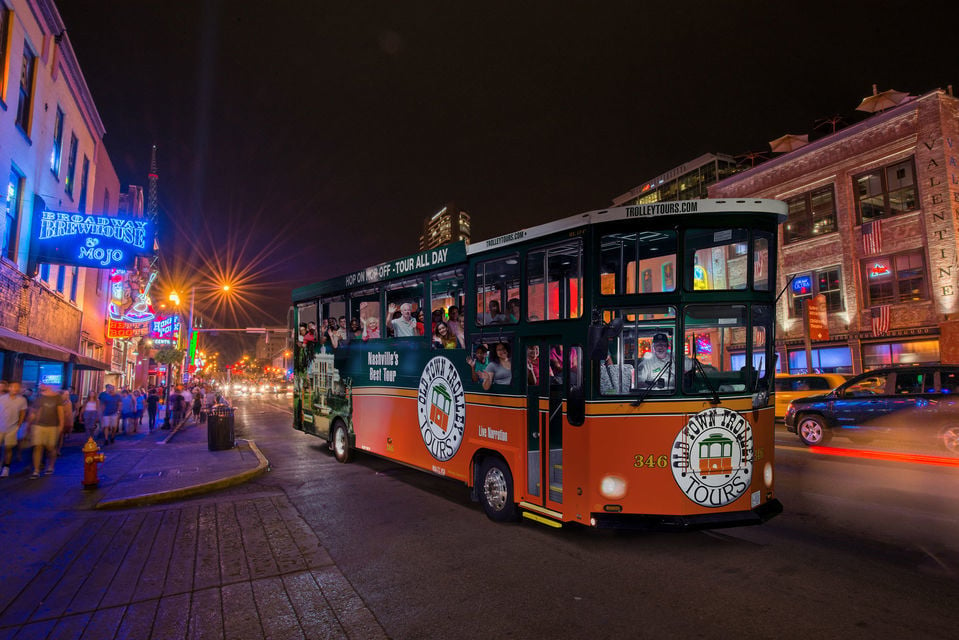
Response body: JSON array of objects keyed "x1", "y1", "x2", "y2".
[
  {"x1": 71, "y1": 353, "x2": 110, "y2": 371},
  {"x1": 0, "y1": 326, "x2": 70, "y2": 362},
  {"x1": 0, "y1": 326, "x2": 109, "y2": 370}
]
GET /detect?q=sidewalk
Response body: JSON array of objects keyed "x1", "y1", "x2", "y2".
[{"x1": 0, "y1": 413, "x2": 269, "y2": 511}]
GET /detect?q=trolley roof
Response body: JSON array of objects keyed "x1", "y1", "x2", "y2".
[{"x1": 292, "y1": 198, "x2": 786, "y2": 303}]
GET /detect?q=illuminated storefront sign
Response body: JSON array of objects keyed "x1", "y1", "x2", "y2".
[
  {"x1": 792, "y1": 275, "x2": 812, "y2": 294},
  {"x1": 30, "y1": 209, "x2": 154, "y2": 270},
  {"x1": 106, "y1": 267, "x2": 157, "y2": 339},
  {"x1": 107, "y1": 318, "x2": 150, "y2": 339},
  {"x1": 151, "y1": 315, "x2": 181, "y2": 346}
]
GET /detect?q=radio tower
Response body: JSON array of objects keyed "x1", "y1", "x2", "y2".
[
  {"x1": 147, "y1": 144, "x2": 159, "y2": 222},
  {"x1": 147, "y1": 145, "x2": 160, "y2": 273}
]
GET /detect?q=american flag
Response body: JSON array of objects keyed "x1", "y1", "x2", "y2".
[
  {"x1": 871, "y1": 305, "x2": 891, "y2": 336},
  {"x1": 862, "y1": 219, "x2": 883, "y2": 255}
]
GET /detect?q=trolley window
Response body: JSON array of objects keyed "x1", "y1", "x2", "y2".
[
  {"x1": 527, "y1": 240, "x2": 583, "y2": 321},
  {"x1": 600, "y1": 230, "x2": 677, "y2": 295},
  {"x1": 476, "y1": 255, "x2": 520, "y2": 325}
]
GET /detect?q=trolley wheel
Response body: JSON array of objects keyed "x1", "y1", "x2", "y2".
[
  {"x1": 797, "y1": 414, "x2": 831, "y2": 447},
  {"x1": 331, "y1": 421, "x2": 353, "y2": 463},
  {"x1": 939, "y1": 424, "x2": 959, "y2": 455},
  {"x1": 478, "y1": 458, "x2": 518, "y2": 522}
]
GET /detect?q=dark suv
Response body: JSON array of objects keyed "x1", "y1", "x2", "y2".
[{"x1": 783, "y1": 365, "x2": 959, "y2": 454}]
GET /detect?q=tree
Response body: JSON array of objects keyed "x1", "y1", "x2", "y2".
[{"x1": 154, "y1": 348, "x2": 184, "y2": 368}]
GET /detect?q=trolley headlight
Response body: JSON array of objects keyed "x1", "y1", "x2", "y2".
[
  {"x1": 599, "y1": 475, "x2": 627, "y2": 500},
  {"x1": 763, "y1": 462, "x2": 773, "y2": 488}
]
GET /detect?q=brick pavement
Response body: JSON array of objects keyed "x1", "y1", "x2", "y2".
[{"x1": 0, "y1": 420, "x2": 388, "y2": 639}]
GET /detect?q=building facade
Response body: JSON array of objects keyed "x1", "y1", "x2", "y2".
[
  {"x1": 418, "y1": 203, "x2": 471, "y2": 250},
  {"x1": 613, "y1": 153, "x2": 740, "y2": 206},
  {"x1": 0, "y1": 0, "x2": 117, "y2": 394},
  {"x1": 710, "y1": 88, "x2": 959, "y2": 374}
]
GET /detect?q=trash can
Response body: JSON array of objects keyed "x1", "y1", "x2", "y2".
[{"x1": 208, "y1": 404, "x2": 235, "y2": 451}]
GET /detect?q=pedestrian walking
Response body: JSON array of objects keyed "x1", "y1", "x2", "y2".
[
  {"x1": 120, "y1": 389, "x2": 136, "y2": 435},
  {"x1": 29, "y1": 385, "x2": 65, "y2": 478},
  {"x1": 146, "y1": 387, "x2": 160, "y2": 432},
  {"x1": 135, "y1": 389, "x2": 145, "y2": 431},
  {"x1": 58, "y1": 389, "x2": 73, "y2": 454},
  {"x1": 80, "y1": 391, "x2": 100, "y2": 444},
  {"x1": 0, "y1": 382, "x2": 28, "y2": 477},
  {"x1": 98, "y1": 384, "x2": 120, "y2": 444},
  {"x1": 169, "y1": 385, "x2": 185, "y2": 429},
  {"x1": 192, "y1": 392, "x2": 202, "y2": 423}
]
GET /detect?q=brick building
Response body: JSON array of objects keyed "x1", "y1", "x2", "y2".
[
  {"x1": 0, "y1": 0, "x2": 120, "y2": 394},
  {"x1": 710, "y1": 88, "x2": 959, "y2": 374}
]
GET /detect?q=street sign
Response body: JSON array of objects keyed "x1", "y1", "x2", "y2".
[{"x1": 807, "y1": 294, "x2": 830, "y2": 341}]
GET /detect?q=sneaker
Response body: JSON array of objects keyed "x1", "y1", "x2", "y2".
[
  {"x1": 0, "y1": 466, "x2": 9, "y2": 477},
  {"x1": 46, "y1": 466, "x2": 55, "y2": 476},
  {"x1": 30, "y1": 470, "x2": 40, "y2": 480}
]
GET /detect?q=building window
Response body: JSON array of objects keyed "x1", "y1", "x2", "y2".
[
  {"x1": 2, "y1": 166, "x2": 24, "y2": 261},
  {"x1": 70, "y1": 267, "x2": 79, "y2": 302},
  {"x1": 0, "y1": 9, "x2": 10, "y2": 103},
  {"x1": 788, "y1": 267, "x2": 843, "y2": 317},
  {"x1": 862, "y1": 340, "x2": 940, "y2": 370},
  {"x1": 15, "y1": 43, "x2": 36, "y2": 134},
  {"x1": 50, "y1": 107, "x2": 64, "y2": 175},
  {"x1": 784, "y1": 186, "x2": 836, "y2": 244},
  {"x1": 65, "y1": 134, "x2": 78, "y2": 197},
  {"x1": 854, "y1": 158, "x2": 918, "y2": 223},
  {"x1": 56, "y1": 265, "x2": 65, "y2": 293},
  {"x1": 78, "y1": 156, "x2": 90, "y2": 212},
  {"x1": 862, "y1": 251, "x2": 926, "y2": 305},
  {"x1": 40, "y1": 263, "x2": 50, "y2": 282}
]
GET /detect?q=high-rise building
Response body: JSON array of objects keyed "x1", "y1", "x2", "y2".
[
  {"x1": 710, "y1": 87, "x2": 959, "y2": 374},
  {"x1": 612, "y1": 153, "x2": 741, "y2": 206},
  {"x1": 418, "y1": 203, "x2": 471, "y2": 250}
]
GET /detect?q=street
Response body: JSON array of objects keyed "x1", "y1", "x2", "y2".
[
  {"x1": 235, "y1": 395, "x2": 959, "y2": 639},
  {"x1": 2, "y1": 394, "x2": 958, "y2": 639}
]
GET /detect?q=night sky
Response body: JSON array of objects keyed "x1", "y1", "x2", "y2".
[{"x1": 56, "y1": 1, "x2": 955, "y2": 357}]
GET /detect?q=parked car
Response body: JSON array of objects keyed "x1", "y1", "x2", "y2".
[
  {"x1": 784, "y1": 365, "x2": 959, "y2": 454},
  {"x1": 774, "y1": 373, "x2": 850, "y2": 420}
]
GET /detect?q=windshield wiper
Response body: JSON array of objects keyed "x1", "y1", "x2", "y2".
[
  {"x1": 632, "y1": 360, "x2": 672, "y2": 407},
  {"x1": 690, "y1": 357, "x2": 721, "y2": 405}
]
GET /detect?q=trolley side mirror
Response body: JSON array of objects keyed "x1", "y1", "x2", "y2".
[{"x1": 587, "y1": 316, "x2": 624, "y2": 361}]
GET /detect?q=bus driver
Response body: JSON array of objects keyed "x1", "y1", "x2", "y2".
[{"x1": 636, "y1": 333, "x2": 693, "y2": 390}]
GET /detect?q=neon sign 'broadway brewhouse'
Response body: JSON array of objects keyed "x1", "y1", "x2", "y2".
[{"x1": 31, "y1": 210, "x2": 153, "y2": 270}]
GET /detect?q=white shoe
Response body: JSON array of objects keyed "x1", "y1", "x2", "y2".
[{"x1": 0, "y1": 466, "x2": 9, "y2": 477}]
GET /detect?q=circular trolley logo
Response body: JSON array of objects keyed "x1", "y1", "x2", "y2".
[
  {"x1": 417, "y1": 356, "x2": 466, "y2": 462},
  {"x1": 670, "y1": 407, "x2": 753, "y2": 508}
]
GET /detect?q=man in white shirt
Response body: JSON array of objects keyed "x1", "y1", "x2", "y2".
[
  {"x1": 389, "y1": 303, "x2": 418, "y2": 337},
  {"x1": 636, "y1": 333, "x2": 693, "y2": 390},
  {"x1": 0, "y1": 382, "x2": 28, "y2": 477}
]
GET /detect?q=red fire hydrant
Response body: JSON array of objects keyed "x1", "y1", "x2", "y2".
[{"x1": 82, "y1": 437, "x2": 105, "y2": 489}]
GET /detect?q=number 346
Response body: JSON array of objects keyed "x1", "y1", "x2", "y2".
[{"x1": 633, "y1": 454, "x2": 668, "y2": 469}]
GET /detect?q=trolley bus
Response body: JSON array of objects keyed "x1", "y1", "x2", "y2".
[{"x1": 292, "y1": 199, "x2": 785, "y2": 529}]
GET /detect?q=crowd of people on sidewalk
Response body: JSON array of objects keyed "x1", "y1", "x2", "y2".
[{"x1": 0, "y1": 380, "x2": 228, "y2": 480}]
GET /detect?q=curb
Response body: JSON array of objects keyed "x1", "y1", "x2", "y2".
[{"x1": 94, "y1": 439, "x2": 270, "y2": 510}]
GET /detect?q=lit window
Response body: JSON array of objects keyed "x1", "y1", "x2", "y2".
[{"x1": 854, "y1": 158, "x2": 918, "y2": 223}]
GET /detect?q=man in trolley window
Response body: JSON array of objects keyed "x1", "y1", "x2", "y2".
[
  {"x1": 388, "y1": 303, "x2": 419, "y2": 337},
  {"x1": 636, "y1": 333, "x2": 693, "y2": 391}
]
